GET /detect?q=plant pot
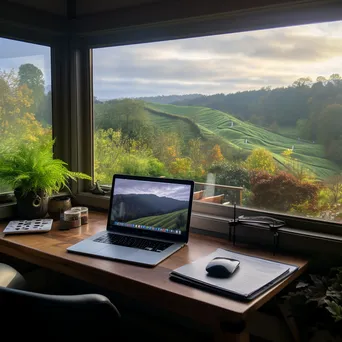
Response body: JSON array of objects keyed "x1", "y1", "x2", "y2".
[
  {"x1": 14, "y1": 189, "x2": 49, "y2": 219},
  {"x1": 48, "y1": 196, "x2": 72, "y2": 220}
]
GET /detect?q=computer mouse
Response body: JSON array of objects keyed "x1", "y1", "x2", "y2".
[{"x1": 205, "y1": 257, "x2": 240, "y2": 278}]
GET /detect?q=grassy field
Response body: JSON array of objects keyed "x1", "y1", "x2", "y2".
[
  {"x1": 127, "y1": 208, "x2": 188, "y2": 230},
  {"x1": 145, "y1": 102, "x2": 340, "y2": 180}
]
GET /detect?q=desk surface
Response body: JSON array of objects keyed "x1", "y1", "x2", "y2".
[{"x1": 0, "y1": 212, "x2": 308, "y2": 326}]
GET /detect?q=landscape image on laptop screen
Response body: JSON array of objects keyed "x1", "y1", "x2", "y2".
[{"x1": 110, "y1": 178, "x2": 191, "y2": 235}]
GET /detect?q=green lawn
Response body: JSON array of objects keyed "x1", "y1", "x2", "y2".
[{"x1": 146, "y1": 102, "x2": 340, "y2": 179}]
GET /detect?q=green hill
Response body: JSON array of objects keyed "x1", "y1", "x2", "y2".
[
  {"x1": 127, "y1": 209, "x2": 188, "y2": 230},
  {"x1": 145, "y1": 102, "x2": 340, "y2": 180},
  {"x1": 145, "y1": 107, "x2": 204, "y2": 142}
]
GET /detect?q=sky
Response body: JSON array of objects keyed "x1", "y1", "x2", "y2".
[
  {"x1": 93, "y1": 20, "x2": 342, "y2": 99},
  {"x1": 0, "y1": 38, "x2": 51, "y2": 89},
  {"x1": 1, "y1": 20, "x2": 342, "y2": 99},
  {"x1": 114, "y1": 179, "x2": 191, "y2": 201}
]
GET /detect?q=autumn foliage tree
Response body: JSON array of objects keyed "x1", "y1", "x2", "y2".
[
  {"x1": 209, "y1": 144, "x2": 224, "y2": 163},
  {"x1": 245, "y1": 148, "x2": 276, "y2": 173},
  {"x1": 0, "y1": 69, "x2": 50, "y2": 149}
]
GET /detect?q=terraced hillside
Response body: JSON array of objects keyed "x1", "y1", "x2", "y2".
[
  {"x1": 145, "y1": 102, "x2": 340, "y2": 179},
  {"x1": 145, "y1": 107, "x2": 204, "y2": 142},
  {"x1": 127, "y1": 209, "x2": 188, "y2": 231}
]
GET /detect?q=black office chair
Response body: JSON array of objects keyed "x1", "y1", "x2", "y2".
[{"x1": 0, "y1": 263, "x2": 121, "y2": 340}]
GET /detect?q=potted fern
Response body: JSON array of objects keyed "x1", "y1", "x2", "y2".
[{"x1": 0, "y1": 139, "x2": 91, "y2": 219}]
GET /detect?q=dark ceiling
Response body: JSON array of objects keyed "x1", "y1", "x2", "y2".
[{"x1": 6, "y1": 0, "x2": 166, "y2": 17}]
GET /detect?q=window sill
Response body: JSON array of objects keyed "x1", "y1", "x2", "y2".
[
  {"x1": 76, "y1": 192, "x2": 342, "y2": 256},
  {"x1": 192, "y1": 212, "x2": 342, "y2": 243},
  {"x1": 0, "y1": 192, "x2": 71, "y2": 220},
  {"x1": 0, "y1": 203, "x2": 15, "y2": 220}
]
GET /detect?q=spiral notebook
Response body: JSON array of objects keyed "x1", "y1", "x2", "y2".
[{"x1": 170, "y1": 248, "x2": 298, "y2": 301}]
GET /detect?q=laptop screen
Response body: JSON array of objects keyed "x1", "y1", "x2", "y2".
[{"x1": 109, "y1": 176, "x2": 193, "y2": 236}]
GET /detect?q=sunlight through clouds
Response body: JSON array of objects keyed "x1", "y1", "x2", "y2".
[{"x1": 92, "y1": 20, "x2": 342, "y2": 99}]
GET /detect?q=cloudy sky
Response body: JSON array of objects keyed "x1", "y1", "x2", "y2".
[
  {"x1": 1, "y1": 20, "x2": 341, "y2": 99},
  {"x1": 114, "y1": 178, "x2": 191, "y2": 201},
  {"x1": 93, "y1": 20, "x2": 342, "y2": 99}
]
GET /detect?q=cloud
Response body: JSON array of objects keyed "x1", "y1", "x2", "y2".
[
  {"x1": 92, "y1": 20, "x2": 342, "y2": 99},
  {"x1": 114, "y1": 179, "x2": 191, "y2": 201}
]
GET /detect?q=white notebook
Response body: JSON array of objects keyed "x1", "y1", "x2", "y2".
[{"x1": 170, "y1": 248, "x2": 298, "y2": 301}]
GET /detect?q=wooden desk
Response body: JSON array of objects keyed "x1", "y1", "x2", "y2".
[{"x1": 0, "y1": 212, "x2": 308, "y2": 342}]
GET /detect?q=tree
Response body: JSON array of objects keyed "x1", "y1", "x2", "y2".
[
  {"x1": 188, "y1": 138, "x2": 206, "y2": 179},
  {"x1": 268, "y1": 121, "x2": 279, "y2": 133},
  {"x1": 250, "y1": 171, "x2": 319, "y2": 212},
  {"x1": 329, "y1": 73, "x2": 342, "y2": 84},
  {"x1": 326, "y1": 138, "x2": 342, "y2": 165},
  {"x1": 325, "y1": 174, "x2": 342, "y2": 205},
  {"x1": 296, "y1": 118, "x2": 313, "y2": 140},
  {"x1": 208, "y1": 144, "x2": 224, "y2": 164},
  {"x1": 316, "y1": 76, "x2": 327, "y2": 84},
  {"x1": 95, "y1": 99, "x2": 149, "y2": 141},
  {"x1": 18, "y1": 64, "x2": 45, "y2": 120},
  {"x1": 0, "y1": 69, "x2": 50, "y2": 148},
  {"x1": 151, "y1": 131, "x2": 182, "y2": 167},
  {"x1": 317, "y1": 104, "x2": 342, "y2": 164},
  {"x1": 245, "y1": 148, "x2": 276, "y2": 173},
  {"x1": 292, "y1": 77, "x2": 313, "y2": 88},
  {"x1": 188, "y1": 138, "x2": 203, "y2": 166},
  {"x1": 37, "y1": 91, "x2": 52, "y2": 125},
  {"x1": 169, "y1": 158, "x2": 192, "y2": 178},
  {"x1": 209, "y1": 161, "x2": 250, "y2": 188},
  {"x1": 93, "y1": 128, "x2": 166, "y2": 183}
]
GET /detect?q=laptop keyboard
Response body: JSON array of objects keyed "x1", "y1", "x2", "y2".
[{"x1": 94, "y1": 233, "x2": 173, "y2": 253}]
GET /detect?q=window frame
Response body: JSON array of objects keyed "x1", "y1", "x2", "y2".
[
  {"x1": 1, "y1": 0, "x2": 342, "y2": 247},
  {"x1": 73, "y1": 0, "x2": 342, "y2": 240},
  {"x1": 0, "y1": 9, "x2": 70, "y2": 215}
]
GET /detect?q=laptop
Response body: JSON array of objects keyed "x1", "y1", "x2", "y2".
[{"x1": 67, "y1": 174, "x2": 194, "y2": 266}]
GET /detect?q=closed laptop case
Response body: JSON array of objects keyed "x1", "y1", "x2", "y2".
[{"x1": 170, "y1": 248, "x2": 298, "y2": 301}]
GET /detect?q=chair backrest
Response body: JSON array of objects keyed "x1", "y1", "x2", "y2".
[{"x1": 0, "y1": 286, "x2": 121, "y2": 340}]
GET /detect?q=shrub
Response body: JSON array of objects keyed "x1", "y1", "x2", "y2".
[
  {"x1": 94, "y1": 129, "x2": 167, "y2": 183},
  {"x1": 250, "y1": 171, "x2": 320, "y2": 212},
  {"x1": 120, "y1": 155, "x2": 164, "y2": 176},
  {"x1": 208, "y1": 161, "x2": 250, "y2": 205},
  {"x1": 209, "y1": 161, "x2": 250, "y2": 189},
  {"x1": 169, "y1": 157, "x2": 192, "y2": 178}
]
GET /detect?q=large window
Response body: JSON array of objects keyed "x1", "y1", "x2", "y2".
[
  {"x1": 92, "y1": 20, "x2": 342, "y2": 226},
  {"x1": 0, "y1": 38, "x2": 51, "y2": 194}
]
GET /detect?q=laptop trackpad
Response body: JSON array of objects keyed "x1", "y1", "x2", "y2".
[
  {"x1": 67, "y1": 240, "x2": 109, "y2": 254},
  {"x1": 97, "y1": 245, "x2": 138, "y2": 259}
]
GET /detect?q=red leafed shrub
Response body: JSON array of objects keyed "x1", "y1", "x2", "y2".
[{"x1": 250, "y1": 171, "x2": 320, "y2": 212}]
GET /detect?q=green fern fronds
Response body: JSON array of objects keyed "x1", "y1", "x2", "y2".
[{"x1": 0, "y1": 139, "x2": 91, "y2": 196}]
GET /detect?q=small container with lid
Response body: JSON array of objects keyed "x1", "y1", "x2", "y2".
[
  {"x1": 70, "y1": 207, "x2": 89, "y2": 225},
  {"x1": 63, "y1": 210, "x2": 81, "y2": 229}
]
